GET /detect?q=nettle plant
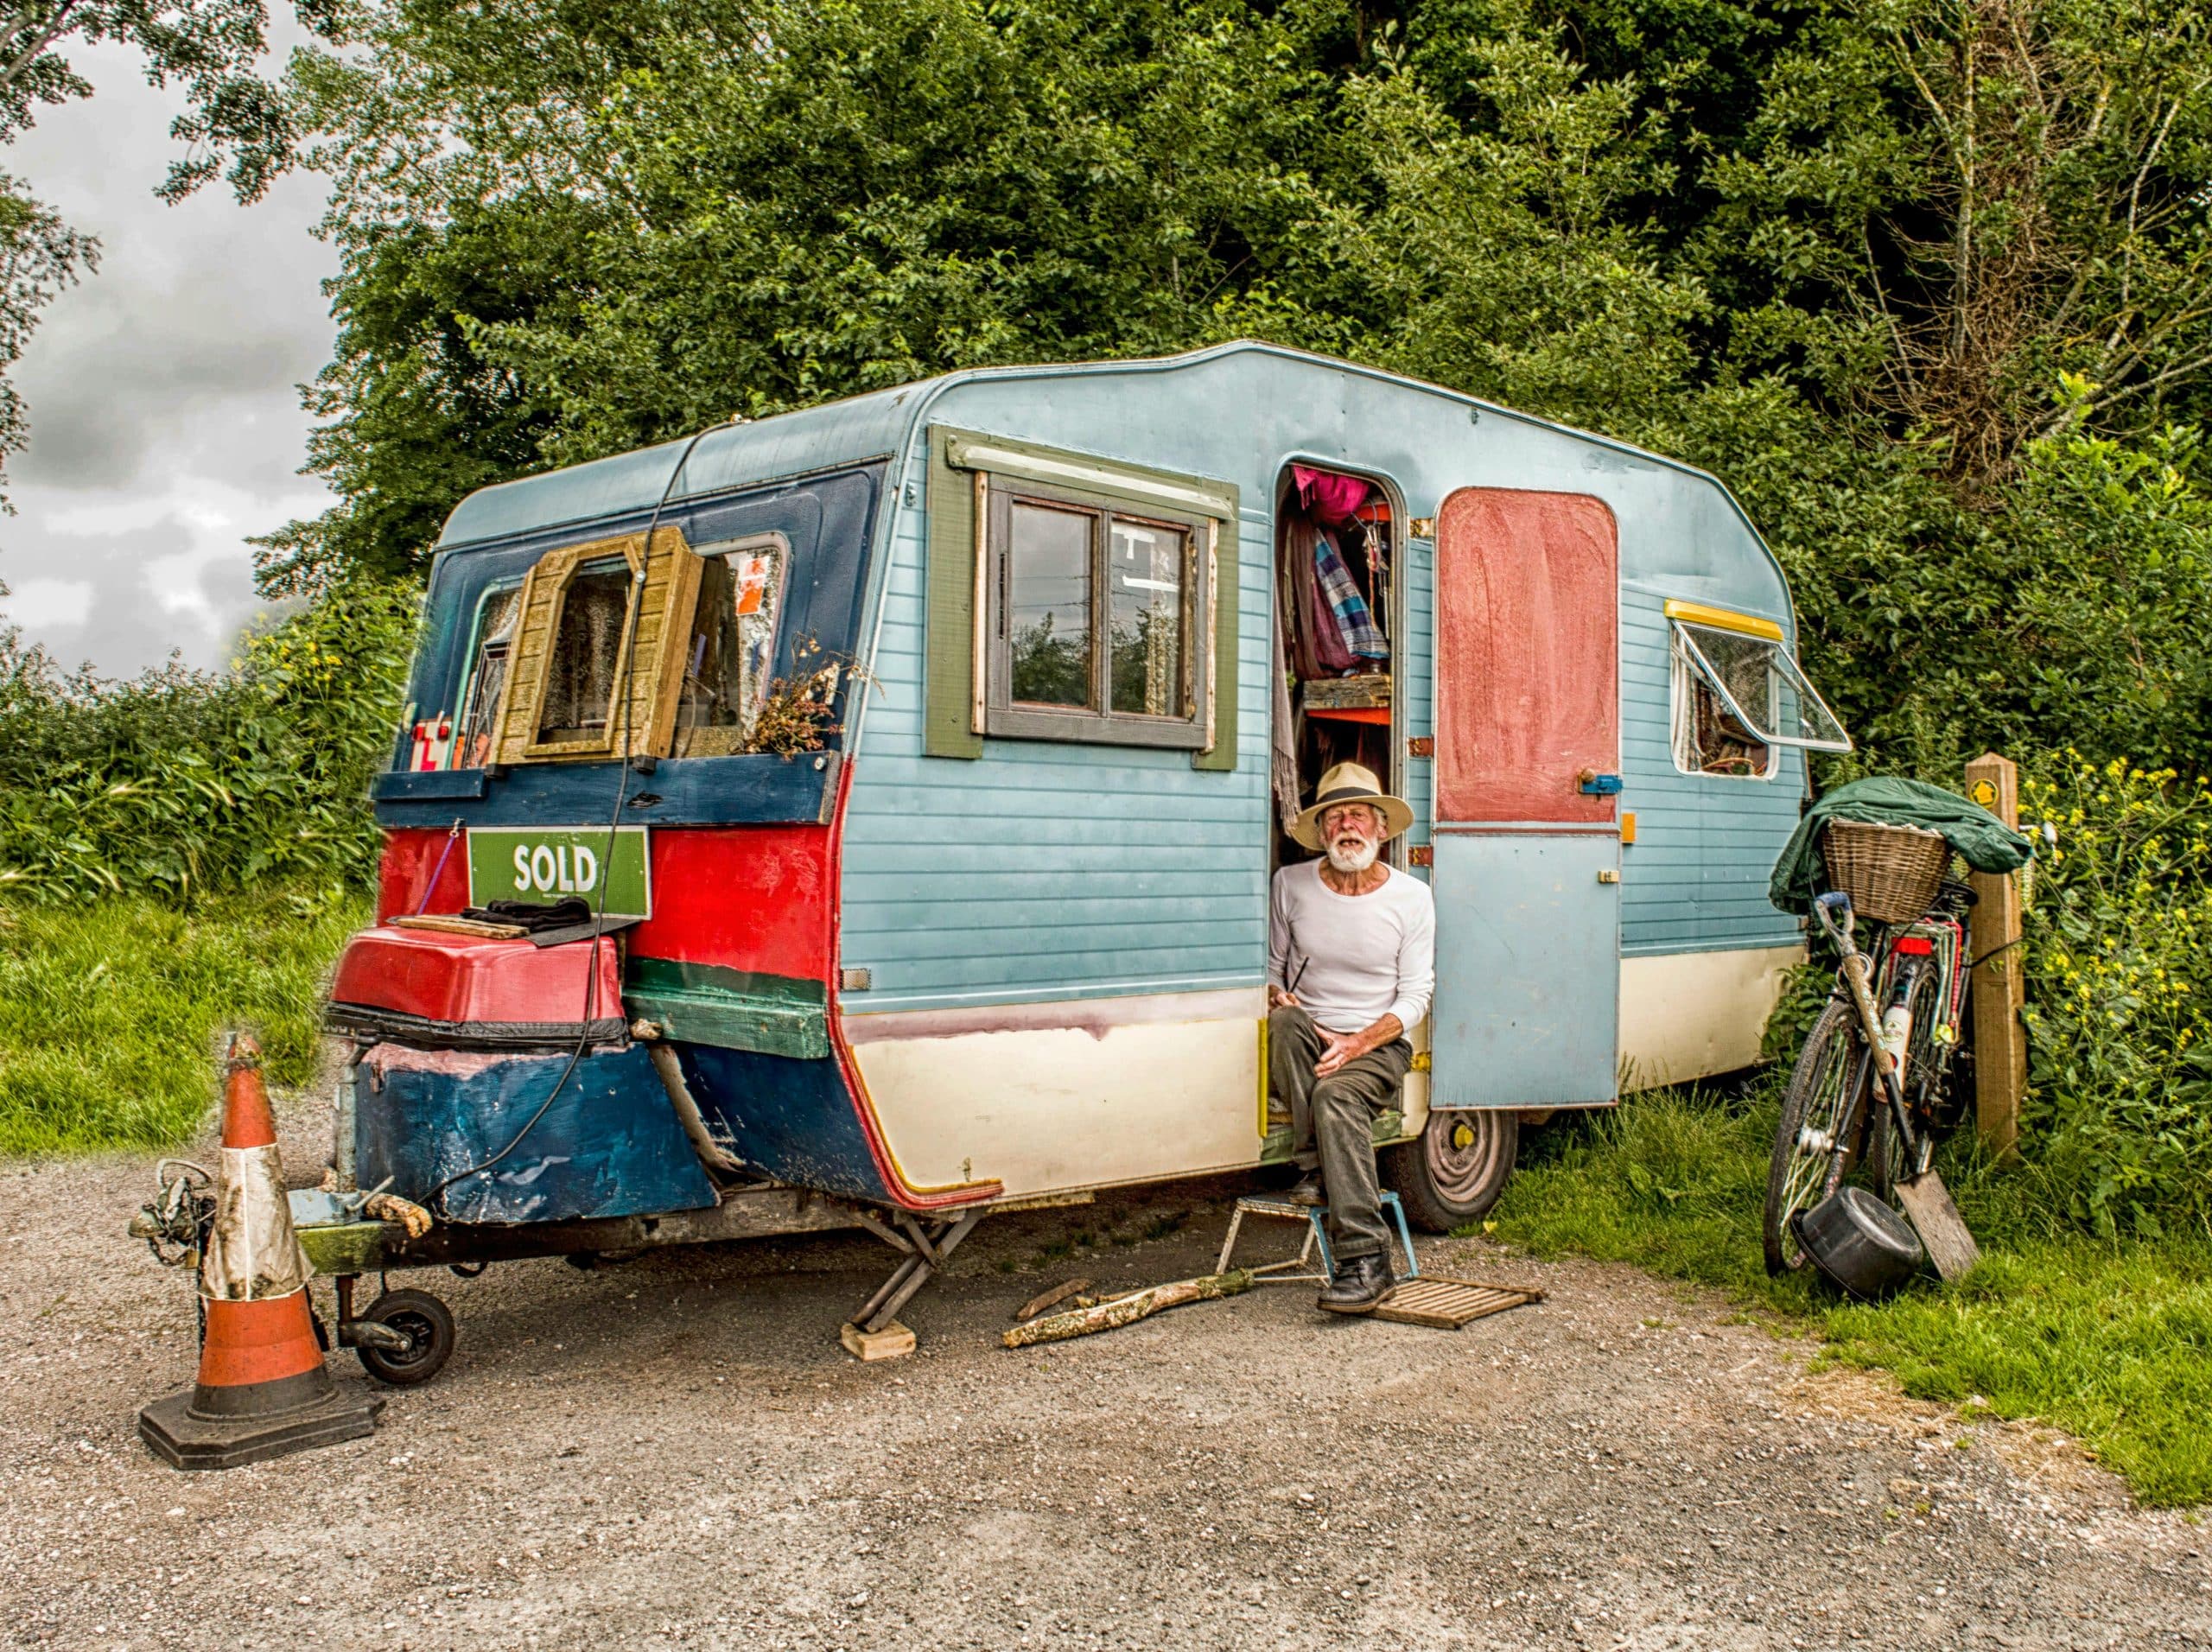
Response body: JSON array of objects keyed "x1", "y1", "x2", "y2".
[
  {"x1": 0, "y1": 581, "x2": 416, "y2": 905},
  {"x1": 2021, "y1": 757, "x2": 2212, "y2": 1238}
]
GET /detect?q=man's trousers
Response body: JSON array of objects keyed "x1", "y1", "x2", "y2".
[{"x1": 1267, "y1": 1004, "x2": 1411, "y2": 1261}]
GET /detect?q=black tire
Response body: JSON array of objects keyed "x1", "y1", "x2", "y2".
[
  {"x1": 353, "y1": 1288, "x2": 456, "y2": 1388},
  {"x1": 1382, "y1": 1109, "x2": 1519, "y2": 1232},
  {"x1": 1763, "y1": 998, "x2": 1872, "y2": 1275}
]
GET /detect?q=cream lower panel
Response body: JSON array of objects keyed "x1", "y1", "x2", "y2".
[
  {"x1": 848, "y1": 991, "x2": 1267, "y2": 1198},
  {"x1": 1619, "y1": 944, "x2": 1803, "y2": 1091}
]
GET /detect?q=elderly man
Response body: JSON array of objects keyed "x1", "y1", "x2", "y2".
[{"x1": 1268, "y1": 761, "x2": 1436, "y2": 1313}]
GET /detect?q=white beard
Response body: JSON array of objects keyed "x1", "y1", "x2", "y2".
[{"x1": 1325, "y1": 838, "x2": 1381, "y2": 874}]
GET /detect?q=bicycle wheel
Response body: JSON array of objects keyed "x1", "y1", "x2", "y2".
[{"x1": 1763, "y1": 997, "x2": 1872, "y2": 1275}]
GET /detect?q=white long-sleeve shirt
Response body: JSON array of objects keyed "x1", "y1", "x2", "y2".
[{"x1": 1268, "y1": 860, "x2": 1436, "y2": 1036}]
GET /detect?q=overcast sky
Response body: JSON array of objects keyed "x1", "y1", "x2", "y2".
[{"x1": 0, "y1": 31, "x2": 338, "y2": 677}]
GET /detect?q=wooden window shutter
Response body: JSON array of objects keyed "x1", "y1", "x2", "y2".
[
  {"x1": 487, "y1": 525, "x2": 705, "y2": 766},
  {"x1": 629, "y1": 525, "x2": 705, "y2": 758},
  {"x1": 924, "y1": 426, "x2": 985, "y2": 759}
]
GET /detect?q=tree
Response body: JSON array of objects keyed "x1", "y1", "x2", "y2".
[{"x1": 0, "y1": 3, "x2": 339, "y2": 505}]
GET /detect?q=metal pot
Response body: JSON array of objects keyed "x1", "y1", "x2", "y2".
[{"x1": 1795, "y1": 1186, "x2": 1923, "y2": 1299}]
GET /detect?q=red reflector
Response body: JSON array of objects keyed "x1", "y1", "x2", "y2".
[{"x1": 1895, "y1": 937, "x2": 1936, "y2": 956}]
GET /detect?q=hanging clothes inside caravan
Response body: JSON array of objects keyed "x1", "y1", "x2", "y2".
[
  {"x1": 1292, "y1": 465, "x2": 1371, "y2": 526},
  {"x1": 1314, "y1": 528, "x2": 1389, "y2": 664}
]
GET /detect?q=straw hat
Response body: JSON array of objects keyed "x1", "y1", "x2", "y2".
[{"x1": 1291, "y1": 761, "x2": 1414, "y2": 851}]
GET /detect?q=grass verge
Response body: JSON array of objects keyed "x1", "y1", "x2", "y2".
[
  {"x1": 1485, "y1": 1087, "x2": 2212, "y2": 1508},
  {"x1": 0, "y1": 885, "x2": 371, "y2": 1154}
]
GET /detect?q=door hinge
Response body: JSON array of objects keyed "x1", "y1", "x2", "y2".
[
  {"x1": 840, "y1": 967, "x2": 874, "y2": 992},
  {"x1": 1597, "y1": 868, "x2": 1620, "y2": 884},
  {"x1": 1407, "y1": 736, "x2": 1434, "y2": 758},
  {"x1": 1409, "y1": 845, "x2": 1433, "y2": 867}
]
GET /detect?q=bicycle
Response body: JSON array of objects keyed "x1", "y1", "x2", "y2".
[{"x1": 1761, "y1": 861, "x2": 1978, "y2": 1278}]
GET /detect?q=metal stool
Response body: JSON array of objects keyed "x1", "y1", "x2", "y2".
[{"x1": 1217, "y1": 1191, "x2": 1420, "y2": 1283}]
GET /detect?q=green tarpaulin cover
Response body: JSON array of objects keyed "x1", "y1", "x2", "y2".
[{"x1": 1768, "y1": 776, "x2": 2037, "y2": 914}]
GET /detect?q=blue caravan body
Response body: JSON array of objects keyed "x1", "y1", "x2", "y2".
[{"x1": 344, "y1": 342, "x2": 1842, "y2": 1242}]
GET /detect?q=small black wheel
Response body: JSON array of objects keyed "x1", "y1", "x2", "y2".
[
  {"x1": 353, "y1": 1288, "x2": 455, "y2": 1387},
  {"x1": 1382, "y1": 1109, "x2": 1518, "y2": 1232}
]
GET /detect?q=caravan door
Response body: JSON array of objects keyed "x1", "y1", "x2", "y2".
[{"x1": 1428, "y1": 489, "x2": 1621, "y2": 1108}]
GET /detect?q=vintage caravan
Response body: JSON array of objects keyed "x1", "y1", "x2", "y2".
[{"x1": 322, "y1": 341, "x2": 1848, "y2": 1362}]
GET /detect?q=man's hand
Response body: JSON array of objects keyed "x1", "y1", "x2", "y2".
[
  {"x1": 1313, "y1": 1027, "x2": 1367, "y2": 1077},
  {"x1": 1268, "y1": 985, "x2": 1301, "y2": 1010},
  {"x1": 1313, "y1": 1013, "x2": 1404, "y2": 1078}
]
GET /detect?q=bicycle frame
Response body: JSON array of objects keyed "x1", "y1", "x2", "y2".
[{"x1": 1811, "y1": 892, "x2": 1926, "y2": 1174}]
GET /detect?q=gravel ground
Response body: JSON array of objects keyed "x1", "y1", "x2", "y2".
[{"x1": 5, "y1": 1092, "x2": 2209, "y2": 1652}]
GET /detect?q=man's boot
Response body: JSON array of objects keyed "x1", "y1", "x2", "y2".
[
  {"x1": 1316, "y1": 1250, "x2": 1395, "y2": 1314},
  {"x1": 1286, "y1": 1173, "x2": 1325, "y2": 1207}
]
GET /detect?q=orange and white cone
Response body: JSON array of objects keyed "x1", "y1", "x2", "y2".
[{"x1": 138, "y1": 1035, "x2": 383, "y2": 1470}]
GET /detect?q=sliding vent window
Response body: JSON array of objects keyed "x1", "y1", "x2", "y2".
[
  {"x1": 985, "y1": 480, "x2": 1207, "y2": 751},
  {"x1": 450, "y1": 582, "x2": 522, "y2": 769},
  {"x1": 537, "y1": 559, "x2": 636, "y2": 743},
  {"x1": 675, "y1": 538, "x2": 788, "y2": 755},
  {"x1": 1668, "y1": 605, "x2": 1850, "y2": 777}
]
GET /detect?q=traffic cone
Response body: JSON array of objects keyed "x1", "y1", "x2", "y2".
[{"x1": 138, "y1": 1035, "x2": 383, "y2": 1469}]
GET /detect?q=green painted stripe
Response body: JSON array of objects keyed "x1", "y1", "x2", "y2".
[{"x1": 624, "y1": 955, "x2": 830, "y2": 1059}]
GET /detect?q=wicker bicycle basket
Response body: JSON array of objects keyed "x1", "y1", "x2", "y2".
[{"x1": 1819, "y1": 820, "x2": 1953, "y2": 925}]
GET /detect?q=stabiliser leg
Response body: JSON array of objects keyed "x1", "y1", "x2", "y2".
[{"x1": 842, "y1": 1208, "x2": 986, "y2": 1357}]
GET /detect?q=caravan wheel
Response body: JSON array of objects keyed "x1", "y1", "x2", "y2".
[{"x1": 1382, "y1": 1109, "x2": 1519, "y2": 1232}]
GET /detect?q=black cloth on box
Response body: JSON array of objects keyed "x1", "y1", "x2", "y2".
[{"x1": 464, "y1": 896, "x2": 593, "y2": 932}]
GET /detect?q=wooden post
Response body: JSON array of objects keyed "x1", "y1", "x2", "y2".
[{"x1": 1966, "y1": 753, "x2": 2025, "y2": 1161}]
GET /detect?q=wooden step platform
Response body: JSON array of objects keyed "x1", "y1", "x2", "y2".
[{"x1": 1374, "y1": 1274, "x2": 1544, "y2": 1331}]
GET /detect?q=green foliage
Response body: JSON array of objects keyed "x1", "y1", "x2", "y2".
[
  {"x1": 0, "y1": 580, "x2": 416, "y2": 904},
  {"x1": 2018, "y1": 757, "x2": 2212, "y2": 1238},
  {"x1": 1492, "y1": 1087, "x2": 2212, "y2": 1506},
  {"x1": 0, "y1": 883, "x2": 369, "y2": 1154}
]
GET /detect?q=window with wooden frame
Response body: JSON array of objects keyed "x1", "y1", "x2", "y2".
[
  {"x1": 490, "y1": 525, "x2": 704, "y2": 765},
  {"x1": 446, "y1": 580, "x2": 524, "y2": 769},
  {"x1": 925, "y1": 428, "x2": 1239, "y2": 764},
  {"x1": 982, "y1": 479, "x2": 1210, "y2": 747},
  {"x1": 1666, "y1": 600, "x2": 1850, "y2": 778},
  {"x1": 672, "y1": 533, "x2": 791, "y2": 757}
]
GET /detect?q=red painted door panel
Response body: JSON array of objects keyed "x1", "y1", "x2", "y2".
[{"x1": 1433, "y1": 489, "x2": 1619, "y2": 823}]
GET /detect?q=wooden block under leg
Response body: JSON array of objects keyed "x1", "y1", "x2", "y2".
[{"x1": 841, "y1": 1320, "x2": 917, "y2": 1361}]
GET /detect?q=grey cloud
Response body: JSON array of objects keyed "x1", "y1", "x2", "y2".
[
  {"x1": 0, "y1": 30, "x2": 339, "y2": 674},
  {"x1": 6, "y1": 514, "x2": 263, "y2": 678}
]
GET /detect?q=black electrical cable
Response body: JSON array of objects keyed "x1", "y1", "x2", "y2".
[{"x1": 426, "y1": 420, "x2": 735, "y2": 1216}]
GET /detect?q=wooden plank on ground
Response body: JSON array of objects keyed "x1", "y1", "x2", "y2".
[{"x1": 1372, "y1": 1275, "x2": 1545, "y2": 1331}]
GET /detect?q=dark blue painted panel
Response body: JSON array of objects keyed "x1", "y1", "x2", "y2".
[
  {"x1": 354, "y1": 1044, "x2": 719, "y2": 1224},
  {"x1": 679, "y1": 1044, "x2": 893, "y2": 1204},
  {"x1": 373, "y1": 751, "x2": 837, "y2": 829},
  {"x1": 397, "y1": 461, "x2": 886, "y2": 770}
]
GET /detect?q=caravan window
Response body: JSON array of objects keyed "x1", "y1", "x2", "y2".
[
  {"x1": 537, "y1": 558, "x2": 636, "y2": 742},
  {"x1": 1667, "y1": 602, "x2": 1850, "y2": 777},
  {"x1": 675, "y1": 536, "x2": 789, "y2": 754},
  {"x1": 484, "y1": 526, "x2": 703, "y2": 766},
  {"x1": 983, "y1": 478, "x2": 1209, "y2": 749},
  {"x1": 449, "y1": 581, "x2": 523, "y2": 769}
]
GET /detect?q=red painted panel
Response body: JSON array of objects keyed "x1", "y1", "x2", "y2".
[
  {"x1": 1433, "y1": 489, "x2": 1619, "y2": 824},
  {"x1": 627, "y1": 827, "x2": 834, "y2": 978},
  {"x1": 374, "y1": 824, "x2": 833, "y2": 982},
  {"x1": 378, "y1": 829, "x2": 469, "y2": 921}
]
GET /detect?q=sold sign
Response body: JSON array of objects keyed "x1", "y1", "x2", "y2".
[{"x1": 465, "y1": 827, "x2": 652, "y2": 919}]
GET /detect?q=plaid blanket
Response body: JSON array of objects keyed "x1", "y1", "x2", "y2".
[{"x1": 1314, "y1": 531, "x2": 1389, "y2": 661}]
